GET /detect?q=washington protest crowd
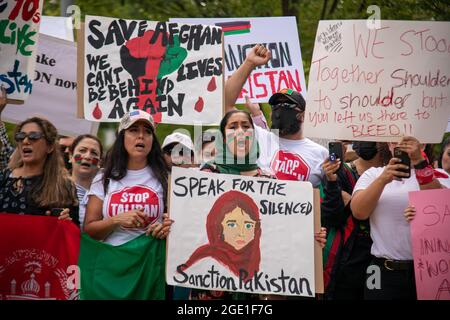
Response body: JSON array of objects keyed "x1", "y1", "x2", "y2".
[{"x1": 0, "y1": 2, "x2": 449, "y2": 302}]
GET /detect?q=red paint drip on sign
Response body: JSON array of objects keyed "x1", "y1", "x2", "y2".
[
  {"x1": 207, "y1": 77, "x2": 217, "y2": 92},
  {"x1": 195, "y1": 97, "x2": 204, "y2": 112},
  {"x1": 92, "y1": 103, "x2": 102, "y2": 120}
]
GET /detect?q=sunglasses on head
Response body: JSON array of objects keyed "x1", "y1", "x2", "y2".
[{"x1": 14, "y1": 131, "x2": 44, "y2": 142}]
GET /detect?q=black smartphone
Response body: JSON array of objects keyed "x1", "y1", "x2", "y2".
[
  {"x1": 328, "y1": 142, "x2": 343, "y2": 172},
  {"x1": 394, "y1": 147, "x2": 411, "y2": 178},
  {"x1": 50, "y1": 208, "x2": 64, "y2": 217}
]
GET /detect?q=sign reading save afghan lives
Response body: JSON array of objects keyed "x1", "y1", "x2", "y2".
[
  {"x1": 82, "y1": 15, "x2": 224, "y2": 124},
  {"x1": 409, "y1": 188, "x2": 450, "y2": 300},
  {"x1": 0, "y1": 0, "x2": 44, "y2": 102},
  {"x1": 166, "y1": 167, "x2": 316, "y2": 297},
  {"x1": 305, "y1": 20, "x2": 450, "y2": 143},
  {"x1": 172, "y1": 17, "x2": 306, "y2": 104}
]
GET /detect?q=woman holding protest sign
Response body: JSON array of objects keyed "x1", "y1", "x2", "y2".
[
  {"x1": 82, "y1": 110, "x2": 173, "y2": 300},
  {"x1": 0, "y1": 117, "x2": 79, "y2": 223},
  {"x1": 68, "y1": 134, "x2": 103, "y2": 230},
  {"x1": 183, "y1": 109, "x2": 326, "y2": 300},
  {"x1": 351, "y1": 136, "x2": 450, "y2": 300}
]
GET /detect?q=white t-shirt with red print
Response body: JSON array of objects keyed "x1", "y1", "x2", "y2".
[
  {"x1": 88, "y1": 167, "x2": 164, "y2": 246},
  {"x1": 254, "y1": 126, "x2": 328, "y2": 187},
  {"x1": 353, "y1": 167, "x2": 450, "y2": 260}
]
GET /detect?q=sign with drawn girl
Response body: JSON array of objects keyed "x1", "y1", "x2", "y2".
[{"x1": 166, "y1": 167, "x2": 316, "y2": 297}]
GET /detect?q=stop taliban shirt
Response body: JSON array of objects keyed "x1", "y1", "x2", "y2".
[
  {"x1": 255, "y1": 126, "x2": 328, "y2": 187},
  {"x1": 88, "y1": 167, "x2": 164, "y2": 246}
]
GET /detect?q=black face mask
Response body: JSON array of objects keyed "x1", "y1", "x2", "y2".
[
  {"x1": 353, "y1": 141, "x2": 378, "y2": 161},
  {"x1": 271, "y1": 108, "x2": 301, "y2": 136}
]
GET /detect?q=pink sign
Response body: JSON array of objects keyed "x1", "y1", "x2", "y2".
[{"x1": 409, "y1": 188, "x2": 450, "y2": 300}]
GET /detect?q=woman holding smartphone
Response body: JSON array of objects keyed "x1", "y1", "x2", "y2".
[{"x1": 351, "y1": 136, "x2": 450, "y2": 300}]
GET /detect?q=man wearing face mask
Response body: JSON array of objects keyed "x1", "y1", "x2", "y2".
[
  {"x1": 224, "y1": 45, "x2": 328, "y2": 187},
  {"x1": 320, "y1": 141, "x2": 390, "y2": 299}
]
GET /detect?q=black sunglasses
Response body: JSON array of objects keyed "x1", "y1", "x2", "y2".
[
  {"x1": 271, "y1": 102, "x2": 302, "y2": 111},
  {"x1": 14, "y1": 131, "x2": 44, "y2": 142}
]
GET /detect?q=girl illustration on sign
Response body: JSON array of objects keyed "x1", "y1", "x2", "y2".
[{"x1": 181, "y1": 190, "x2": 261, "y2": 280}]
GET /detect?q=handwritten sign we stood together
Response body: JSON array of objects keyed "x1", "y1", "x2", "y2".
[
  {"x1": 0, "y1": 0, "x2": 44, "y2": 103},
  {"x1": 166, "y1": 167, "x2": 316, "y2": 297},
  {"x1": 305, "y1": 20, "x2": 450, "y2": 143},
  {"x1": 80, "y1": 16, "x2": 224, "y2": 124},
  {"x1": 409, "y1": 189, "x2": 450, "y2": 300}
]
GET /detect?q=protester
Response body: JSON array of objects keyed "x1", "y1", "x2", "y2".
[
  {"x1": 195, "y1": 130, "x2": 218, "y2": 166},
  {"x1": 82, "y1": 110, "x2": 173, "y2": 299},
  {"x1": 321, "y1": 141, "x2": 390, "y2": 300},
  {"x1": 0, "y1": 117, "x2": 79, "y2": 224},
  {"x1": 162, "y1": 131, "x2": 195, "y2": 169},
  {"x1": 351, "y1": 136, "x2": 450, "y2": 300},
  {"x1": 69, "y1": 134, "x2": 103, "y2": 230},
  {"x1": 58, "y1": 135, "x2": 75, "y2": 171},
  {"x1": 186, "y1": 109, "x2": 327, "y2": 300},
  {"x1": 225, "y1": 45, "x2": 328, "y2": 187}
]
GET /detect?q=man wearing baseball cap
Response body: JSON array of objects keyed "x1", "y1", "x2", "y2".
[{"x1": 224, "y1": 45, "x2": 328, "y2": 187}]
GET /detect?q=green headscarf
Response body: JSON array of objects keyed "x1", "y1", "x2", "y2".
[{"x1": 208, "y1": 132, "x2": 260, "y2": 175}]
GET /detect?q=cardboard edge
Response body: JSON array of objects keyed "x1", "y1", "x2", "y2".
[
  {"x1": 221, "y1": 28, "x2": 225, "y2": 120},
  {"x1": 314, "y1": 188, "x2": 325, "y2": 294},
  {"x1": 77, "y1": 23, "x2": 85, "y2": 119},
  {"x1": 5, "y1": 99, "x2": 24, "y2": 105},
  {"x1": 165, "y1": 173, "x2": 172, "y2": 280}
]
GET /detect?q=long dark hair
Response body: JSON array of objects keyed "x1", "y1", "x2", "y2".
[
  {"x1": 219, "y1": 110, "x2": 254, "y2": 137},
  {"x1": 102, "y1": 126, "x2": 169, "y2": 204}
]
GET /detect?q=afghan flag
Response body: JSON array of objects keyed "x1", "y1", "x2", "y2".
[
  {"x1": 215, "y1": 21, "x2": 251, "y2": 36},
  {"x1": 78, "y1": 233, "x2": 166, "y2": 300},
  {"x1": 0, "y1": 213, "x2": 80, "y2": 300}
]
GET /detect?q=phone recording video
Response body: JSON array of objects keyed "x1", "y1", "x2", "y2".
[
  {"x1": 393, "y1": 147, "x2": 411, "y2": 179},
  {"x1": 328, "y1": 142, "x2": 343, "y2": 172}
]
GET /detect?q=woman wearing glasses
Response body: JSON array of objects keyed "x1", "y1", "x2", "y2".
[{"x1": 0, "y1": 117, "x2": 79, "y2": 224}]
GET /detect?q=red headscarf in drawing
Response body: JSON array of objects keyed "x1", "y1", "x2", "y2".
[{"x1": 180, "y1": 190, "x2": 261, "y2": 280}]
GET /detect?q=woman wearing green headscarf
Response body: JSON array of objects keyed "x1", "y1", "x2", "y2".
[{"x1": 201, "y1": 110, "x2": 272, "y2": 178}]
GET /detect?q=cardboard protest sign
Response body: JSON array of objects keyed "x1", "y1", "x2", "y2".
[
  {"x1": 79, "y1": 16, "x2": 224, "y2": 125},
  {"x1": 166, "y1": 167, "x2": 316, "y2": 297},
  {"x1": 0, "y1": 0, "x2": 44, "y2": 103},
  {"x1": 172, "y1": 17, "x2": 306, "y2": 104},
  {"x1": 3, "y1": 34, "x2": 99, "y2": 137},
  {"x1": 409, "y1": 188, "x2": 450, "y2": 300},
  {"x1": 40, "y1": 16, "x2": 73, "y2": 42},
  {"x1": 305, "y1": 20, "x2": 450, "y2": 143}
]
